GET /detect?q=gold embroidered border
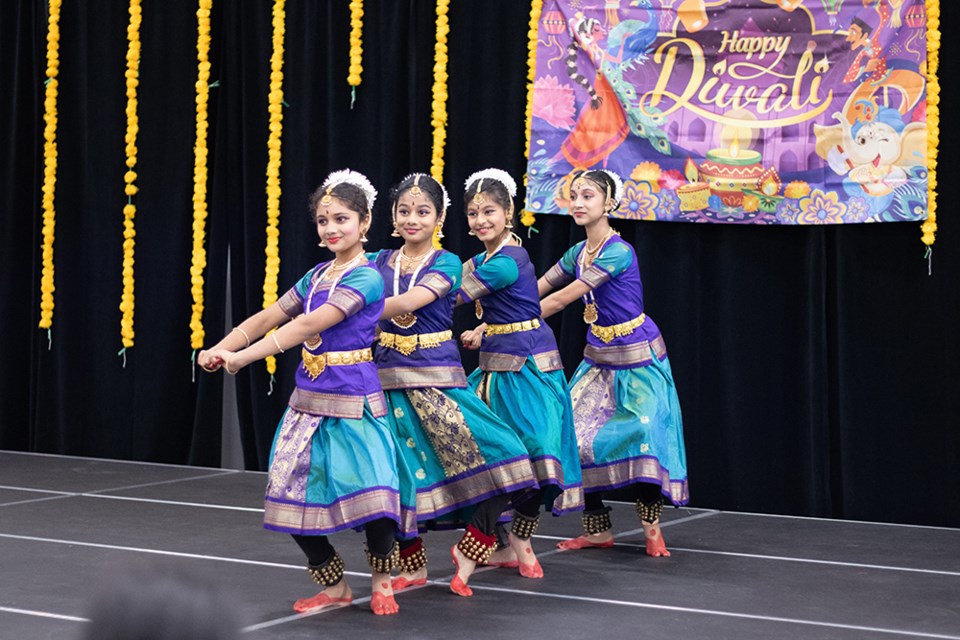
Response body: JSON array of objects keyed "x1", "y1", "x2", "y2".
[
  {"x1": 581, "y1": 459, "x2": 688, "y2": 505},
  {"x1": 584, "y1": 335, "x2": 667, "y2": 367},
  {"x1": 413, "y1": 458, "x2": 537, "y2": 518},
  {"x1": 288, "y1": 389, "x2": 387, "y2": 419},
  {"x1": 417, "y1": 272, "x2": 452, "y2": 298},
  {"x1": 580, "y1": 264, "x2": 612, "y2": 289},
  {"x1": 462, "y1": 259, "x2": 476, "y2": 277},
  {"x1": 406, "y1": 388, "x2": 486, "y2": 478},
  {"x1": 543, "y1": 263, "x2": 574, "y2": 288},
  {"x1": 532, "y1": 350, "x2": 563, "y2": 372},
  {"x1": 278, "y1": 288, "x2": 303, "y2": 317},
  {"x1": 378, "y1": 365, "x2": 466, "y2": 390},
  {"x1": 460, "y1": 272, "x2": 490, "y2": 302},
  {"x1": 479, "y1": 352, "x2": 526, "y2": 372},
  {"x1": 327, "y1": 288, "x2": 365, "y2": 318},
  {"x1": 264, "y1": 488, "x2": 414, "y2": 534},
  {"x1": 552, "y1": 483, "x2": 585, "y2": 514}
]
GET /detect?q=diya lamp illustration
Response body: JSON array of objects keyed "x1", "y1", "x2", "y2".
[
  {"x1": 677, "y1": 0, "x2": 709, "y2": 33},
  {"x1": 743, "y1": 167, "x2": 784, "y2": 213},
  {"x1": 699, "y1": 125, "x2": 765, "y2": 207},
  {"x1": 677, "y1": 157, "x2": 710, "y2": 211}
]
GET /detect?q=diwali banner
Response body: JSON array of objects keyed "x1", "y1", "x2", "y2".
[{"x1": 526, "y1": 0, "x2": 930, "y2": 224}]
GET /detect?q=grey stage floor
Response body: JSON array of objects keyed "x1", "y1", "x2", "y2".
[{"x1": 1, "y1": 450, "x2": 958, "y2": 640}]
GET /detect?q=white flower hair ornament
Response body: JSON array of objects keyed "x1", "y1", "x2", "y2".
[
  {"x1": 320, "y1": 169, "x2": 378, "y2": 210},
  {"x1": 401, "y1": 173, "x2": 451, "y2": 213},
  {"x1": 600, "y1": 169, "x2": 624, "y2": 206},
  {"x1": 464, "y1": 168, "x2": 518, "y2": 200}
]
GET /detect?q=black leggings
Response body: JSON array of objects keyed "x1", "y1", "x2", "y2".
[
  {"x1": 585, "y1": 483, "x2": 663, "y2": 514},
  {"x1": 397, "y1": 491, "x2": 515, "y2": 555},
  {"x1": 292, "y1": 517, "x2": 397, "y2": 566}
]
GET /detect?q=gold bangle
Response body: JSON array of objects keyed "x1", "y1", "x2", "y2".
[
  {"x1": 232, "y1": 326, "x2": 251, "y2": 347},
  {"x1": 271, "y1": 333, "x2": 285, "y2": 354}
]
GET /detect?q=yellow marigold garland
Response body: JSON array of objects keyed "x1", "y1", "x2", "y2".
[
  {"x1": 120, "y1": 0, "x2": 142, "y2": 358},
  {"x1": 263, "y1": 0, "x2": 286, "y2": 379},
  {"x1": 520, "y1": 0, "x2": 543, "y2": 232},
  {"x1": 348, "y1": 0, "x2": 363, "y2": 107},
  {"x1": 429, "y1": 0, "x2": 450, "y2": 249},
  {"x1": 39, "y1": 0, "x2": 62, "y2": 340},
  {"x1": 921, "y1": 0, "x2": 940, "y2": 261},
  {"x1": 190, "y1": 0, "x2": 212, "y2": 366}
]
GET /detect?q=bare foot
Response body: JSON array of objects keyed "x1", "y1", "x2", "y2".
[
  {"x1": 391, "y1": 567, "x2": 427, "y2": 592},
  {"x1": 556, "y1": 531, "x2": 615, "y2": 550},
  {"x1": 643, "y1": 521, "x2": 671, "y2": 557},
  {"x1": 509, "y1": 532, "x2": 543, "y2": 579},
  {"x1": 292, "y1": 580, "x2": 353, "y2": 613},
  {"x1": 482, "y1": 545, "x2": 519, "y2": 569},
  {"x1": 449, "y1": 545, "x2": 477, "y2": 597},
  {"x1": 370, "y1": 572, "x2": 399, "y2": 615}
]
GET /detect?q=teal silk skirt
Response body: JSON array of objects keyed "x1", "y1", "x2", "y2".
[
  {"x1": 467, "y1": 357, "x2": 584, "y2": 515},
  {"x1": 568, "y1": 355, "x2": 688, "y2": 506},
  {"x1": 384, "y1": 386, "x2": 538, "y2": 526},
  {"x1": 263, "y1": 402, "x2": 418, "y2": 537}
]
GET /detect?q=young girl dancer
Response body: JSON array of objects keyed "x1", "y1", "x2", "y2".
[
  {"x1": 199, "y1": 170, "x2": 415, "y2": 615},
  {"x1": 538, "y1": 169, "x2": 688, "y2": 557},
  {"x1": 370, "y1": 173, "x2": 538, "y2": 597},
  {"x1": 458, "y1": 168, "x2": 583, "y2": 579}
]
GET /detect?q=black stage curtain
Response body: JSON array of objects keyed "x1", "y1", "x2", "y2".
[{"x1": 3, "y1": 1, "x2": 958, "y2": 527}]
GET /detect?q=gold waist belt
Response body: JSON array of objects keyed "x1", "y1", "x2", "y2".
[
  {"x1": 591, "y1": 313, "x2": 646, "y2": 344},
  {"x1": 301, "y1": 347, "x2": 373, "y2": 380},
  {"x1": 379, "y1": 330, "x2": 453, "y2": 356},
  {"x1": 484, "y1": 318, "x2": 541, "y2": 336}
]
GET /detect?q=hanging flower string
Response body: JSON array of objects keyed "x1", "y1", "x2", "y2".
[
  {"x1": 119, "y1": 0, "x2": 142, "y2": 364},
  {"x1": 429, "y1": 0, "x2": 450, "y2": 249},
  {"x1": 520, "y1": 0, "x2": 543, "y2": 235},
  {"x1": 347, "y1": 0, "x2": 363, "y2": 108},
  {"x1": 190, "y1": 0, "x2": 213, "y2": 379},
  {"x1": 921, "y1": 0, "x2": 940, "y2": 273},
  {"x1": 263, "y1": 0, "x2": 286, "y2": 385},
  {"x1": 39, "y1": 0, "x2": 62, "y2": 348}
]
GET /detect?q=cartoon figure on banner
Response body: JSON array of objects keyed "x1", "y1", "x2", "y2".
[
  {"x1": 559, "y1": 5, "x2": 669, "y2": 173},
  {"x1": 815, "y1": 90, "x2": 925, "y2": 215}
]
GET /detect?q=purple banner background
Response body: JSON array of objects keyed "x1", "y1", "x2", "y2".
[{"x1": 526, "y1": 0, "x2": 929, "y2": 224}]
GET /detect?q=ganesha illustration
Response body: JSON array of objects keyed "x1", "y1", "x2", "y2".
[{"x1": 814, "y1": 79, "x2": 926, "y2": 203}]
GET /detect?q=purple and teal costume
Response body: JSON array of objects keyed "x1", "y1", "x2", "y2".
[
  {"x1": 371, "y1": 249, "x2": 538, "y2": 527},
  {"x1": 460, "y1": 245, "x2": 584, "y2": 515},
  {"x1": 263, "y1": 259, "x2": 418, "y2": 537},
  {"x1": 543, "y1": 236, "x2": 688, "y2": 506}
]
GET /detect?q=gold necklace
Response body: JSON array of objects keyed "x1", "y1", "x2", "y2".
[
  {"x1": 391, "y1": 247, "x2": 434, "y2": 329},
  {"x1": 579, "y1": 230, "x2": 615, "y2": 325},
  {"x1": 475, "y1": 232, "x2": 514, "y2": 320}
]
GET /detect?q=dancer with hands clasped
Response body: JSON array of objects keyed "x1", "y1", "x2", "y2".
[{"x1": 199, "y1": 170, "x2": 416, "y2": 616}]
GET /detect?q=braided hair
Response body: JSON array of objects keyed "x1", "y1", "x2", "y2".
[{"x1": 566, "y1": 18, "x2": 601, "y2": 109}]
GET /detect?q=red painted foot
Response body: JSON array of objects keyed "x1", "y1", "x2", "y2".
[
  {"x1": 391, "y1": 575, "x2": 427, "y2": 591},
  {"x1": 370, "y1": 592, "x2": 399, "y2": 615},
  {"x1": 292, "y1": 592, "x2": 352, "y2": 613},
  {"x1": 449, "y1": 546, "x2": 474, "y2": 597},
  {"x1": 518, "y1": 559, "x2": 543, "y2": 579},
  {"x1": 644, "y1": 527, "x2": 671, "y2": 557},
  {"x1": 556, "y1": 535, "x2": 615, "y2": 551}
]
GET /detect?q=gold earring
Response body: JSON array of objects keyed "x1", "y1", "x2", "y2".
[
  {"x1": 361, "y1": 234, "x2": 369, "y2": 244},
  {"x1": 467, "y1": 229, "x2": 477, "y2": 236},
  {"x1": 318, "y1": 240, "x2": 327, "y2": 248},
  {"x1": 391, "y1": 225, "x2": 401, "y2": 238}
]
